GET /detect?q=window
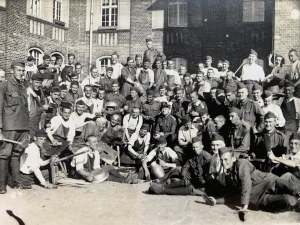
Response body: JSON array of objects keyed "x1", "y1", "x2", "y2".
[
  {"x1": 97, "y1": 33, "x2": 118, "y2": 46},
  {"x1": 101, "y1": 0, "x2": 118, "y2": 27},
  {"x1": 0, "y1": 0, "x2": 6, "y2": 7},
  {"x1": 31, "y1": 0, "x2": 41, "y2": 17},
  {"x1": 29, "y1": 20, "x2": 45, "y2": 36},
  {"x1": 96, "y1": 56, "x2": 111, "y2": 73},
  {"x1": 172, "y1": 57, "x2": 187, "y2": 71},
  {"x1": 28, "y1": 48, "x2": 44, "y2": 65},
  {"x1": 243, "y1": 0, "x2": 265, "y2": 22},
  {"x1": 168, "y1": 0, "x2": 187, "y2": 27},
  {"x1": 53, "y1": 0, "x2": 62, "y2": 21},
  {"x1": 52, "y1": 27, "x2": 65, "y2": 41}
]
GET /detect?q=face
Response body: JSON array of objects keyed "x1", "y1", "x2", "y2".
[
  {"x1": 68, "y1": 56, "x2": 75, "y2": 64},
  {"x1": 184, "y1": 76, "x2": 191, "y2": 84},
  {"x1": 162, "y1": 61, "x2": 167, "y2": 69},
  {"x1": 211, "y1": 141, "x2": 225, "y2": 154},
  {"x1": 222, "y1": 62, "x2": 229, "y2": 71},
  {"x1": 50, "y1": 57, "x2": 56, "y2": 65},
  {"x1": 226, "y1": 92, "x2": 236, "y2": 102},
  {"x1": 290, "y1": 139, "x2": 300, "y2": 155},
  {"x1": 84, "y1": 87, "x2": 92, "y2": 98},
  {"x1": 71, "y1": 76, "x2": 79, "y2": 82},
  {"x1": 132, "y1": 108, "x2": 140, "y2": 118},
  {"x1": 111, "y1": 83, "x2": 119, "y2": 92},
  {"x1": 61, "y1": 108, "x2": 72, "y2": 121},
  {"x1": 205, "y1": 59, "x2": 212, "y2": 67},
  {"x1": 264, "y1": 118, "x2": 276, "y2": 132},
  {"x1": 43, "y1": 79, "x2": 53, "y2": 88},
  {"x1": 264, "y1": 97, "x2": 272, "y2": 107},
  {"x1": 289, "y1": 51, "x2": 298, "y2": 63},
  {"x1": 32, "y1": 80, "x2": 42, "y2": 91},
  {"x1": 147, "y1": 94, "x2": 154, "y2": 102},
  {"x1": 252, "y1": 90, "x2": 262, "y2": 101},
  {"x1": 27, "y1": 61, "x2": 34, "y2": 66},
  {"x1": 44, "y1": 58, "x2": 51, "y2": 65},
  {"x1": 248, "y1": 54, "x2": 256, "y2": 64},
  {"x1": 275, "y1": 57, "x2": 283, "y2": 66},
  {"x1": 110, "y1": 115, "x2": 120, "y2": 127},
  {"x1": 128, "y1": 59, "x2": 135, "y2": 68},
  {"x1": 176, "y1": 90, "x2": 184, "y2": 100},
  {"x1": 184, "y1": 121, "x2": 192, "y2": 130},
  {"x1": 0, "y1": 71, "x2": 5, "y2": 82},
  {"x1": 159, "y1": 88, "x2": 166, "y2": 96},
  {"x1": 179, "y1": 66, "x2": 187, "y2": 75},
  {"x1": 111, "y1": 54, "x2": 118, "y2": 65},
  {"x1": 91, "y1": 68, "x2": 99, "y2": 78},
  {"x1": 155, "y1": 61, "x2": 162, "y2": 69},
  {"x1": 229, "y1": 112, "x2": 239, "y2": 125},
  {"x1": 210, "y1": 89, "x2": 217, "y2": 98},
  {"x1": 76, "y1": 104, "x2": 85, "y2": 115},
  {"x1": 87, "y1": 137, "x2": 98, "y2": 150},
  {"x1": 143, "y1": 61, "x2": 150, "y2": 69},
  {"x1": 50, "y1": 92, "x2": 60, "y2": 100},
  {"x1": 190, "y1": 93, "x2": 198, "y2": 103},
  {"x1": 146, "y1": 41, "x2": 153, "y2": 49},
  {"x1": 197, "y1": 63, "x2": 205, "y2": 72},
  {"x1": 192, "y1": 141, "x2": 203, "y2": 155},
  {"x1": 220, "y1": 152, "x2": 235, "y2": 170},
  {"x1": 106, "y1": 71, "x2": 113, "y2": 78},
  {"x1": 214, "y1": 118, "x2": 225, "y2": 130},
  {"x1": 196, "y1": 73, "x2": 204, "y2": 82},
  {"x1": 57, "y1": 58, "x2": 63, "y2": 66},
  {"x1": 226, "y1": 72, "x2": 233, "y2": 80},
  {"x1": 130, "y1": 90, "x2": 138, "y2": 98},
  {"x1": 136, "y1": 57, "x2": 142, "y2": 66},
  {"x1": 13, "y1": 65, "x2": 25, "y2": 81},
  {"x1": 201, "y1": 114, "x2": 209, "y2": 123},
  {"x1": 98, "y1": 90, "x2": 105, "y2": 100},
  {"x1": 39, "y1": 69, "x2": 46, "y2": 74},
  {"x1": 75, "y1": 65, "x2": 82, "y2": 74},
  {"x1": 139, "y1": 129, "x2": 147, "y2": 138},
  {"x1": 60, "y1": 90, "x2": 68, "y2": 99},
  {"x1": 238, "y1": 88, "x2": 248, "y2": 101},
  {"x1": 207, "y1": 69, "x2": 214, "y2": 78},
  {"x1": 158, "y1": 143, "x2": 167, "y2": 151},
  {"x1": 92, "y1": 91, "x2": 97, "y2": 99},
  {"x1": 162, "y1": 107, "x2": 170, "y2": 115},
  {"x1": 284, "y1": 87, "x2": 294, "y2": 98},
  {"x1": 168, "y1": 61, "x2": 174, "y2": 70},
  {"x1": 35, "y1": 137, "x2": 46, "y2": 148}
]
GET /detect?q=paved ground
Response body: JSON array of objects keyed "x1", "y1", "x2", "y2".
[{"x1": 0, "y1": 182, "x2": 299, "y2": 225}]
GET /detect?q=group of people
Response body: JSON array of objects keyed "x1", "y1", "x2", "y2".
[{"x1": 0, "y1": 38, "x2": 300, "y2": 215}]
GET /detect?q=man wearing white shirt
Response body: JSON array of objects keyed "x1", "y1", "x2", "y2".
[
  {"x1": 165, "y1": 60, "x2": 181, "y2": 89},
  {"x1": 77, "y1": 85, "x2": 102, "y2": 114},
  {"x1": 111, "y1": 52, "x2": 123, "y2": 80},
  {"x1": 123, "y1": 107, "x2": 143, "y2": 142},
  {"x1": 136, "y1": 58, "x2": 154, "y2": 93},
  {"x1": 81, "y1": 65, "x2": 100, "y2": 89},
  {"x1": 203, "y1": 56, "x2": 219, "y2": 78}
]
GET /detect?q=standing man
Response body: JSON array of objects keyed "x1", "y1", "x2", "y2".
[
  {"x1": 287, "y1": 49, "x2": 300, "y2": 98},
  {"x1": 203, "y1": 56, "x2": 219, "y2": 78},
  {"x1": 143, "y1": 38, "x2": 166, "y2": 68},
  {"x1": 111, "y1": 52, "x2": 123, "y2": 80},
  {"x1": 0, "y1": 60, "x2": 30, "y2": 193},
  {"x1": 25, "y1": 55, "x2": 37, "y2": 81},
  {"x1": 66, "y1": 53, "x2": 76, "y2": 72}
]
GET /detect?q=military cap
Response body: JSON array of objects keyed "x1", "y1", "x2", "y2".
[
  {"x1": 192, "y1": 136, "x2": 202, "y2": 144},
  {"x1": 205, "y1": 56, "x2": 212, "y2": 61},
  {"x1": 31, "y1": 73, "x2": 43, "y2": 81},
  {"x1": 262, "y1": 90, "x2": 273, "y2": 99},
  {"x1": 157, "y1": 136, "x2": 167, "y2": 144},
  {"x1": 264, "y1": 111, "x2": 277, "y2": 120},
  {"x1": 37, "y1": 64, "x2": 47, "y2": 70},
  {"x1": 27, "y1": 55, "x2": 35, "y2": 61},
  {"x1": 11, "y1": 59, "x2": 25, "y2": 68},
  {"x1": 211, "y1": 133, "x2": 225, "y2": 143},
  {"x1": 237, "y1": 82, "x2": 247, "y2": 90},
  {"x1": 198, "y1": 108, "x2": 208, "y2": 117},
  {"x1": 290, "y1": 132, "x2": 300, "y2": 141},
  {"x1": 43, "y1": 54, "x2": 51, "y2": 60},
  {"x1": 43, "y1": 72, "x2": 55, "y2": 80},
  {"x1": 217, "y1": 60, "x2": 223, "y2": 66},
  {"x1": 161, "y1": 102, "x2": 171, "y2": 109},
  {"x1": 285, "y1": 81, "x2": 294, "y2": 88},
  {"x1": 106, "y1": 66, "x2": 113, "y2": 72},
  {"x1": 140, "y1": 123, "x2": 150, "y2": 131},
  {"x1": 144, "y1": 58, "x2": 151, "y2": 63},
  {"x1": 216, "y1": 89, "x2": 225, "y2": 97},
  {"x1": 50, "y1": 86, "x2": 61, "y2": 93},
  {"x1": 181, "y1": 116, "x2": 192, "y2": 125},
  {"x1": 34, "y1": 129, "x2": 48, "y2": 138},
  {"x1": 70, "y1": 81, "x2": 79, "y2": 87},
  {"x1": 146, "y1": 38, "x2": 153, "y2": 42},
  {"x1": 76, "y1": 99, "x2": 86, "y2": 106},
  {"x1": 60, "y1": 84, "x2": 68, "y2": 91},
  {"x1": 229, "y1": 107, "x2": 241, "y2": 117},
  {"x1": 218, "y1": 147, "x2": 233, "y2": 156},
  {"x1": 60, "y1": 100, "x2": 72, "y2": 109},
  {"x1": 68, "y1": 53, "x2": 75, "y2": 58},
  {"x1": 252, "y1": 84, "x2": 262, "y2": 91},
  {"x1": 250, "y1": 49, "x2": 258, "y2": 57},
  {"x1": 146, "y1": 89, "x2": 155, "y2": 96},
  {"x1": 225, "y1": 85, "x2": 237, "y2": 93},
  {"x1": 223, "y1": 59, "x2": 230, "y2": 65}
]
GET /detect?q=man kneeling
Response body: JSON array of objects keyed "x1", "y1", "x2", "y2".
[{"x1": 71, "y1": 135, "x2": 138, "y2": 184}]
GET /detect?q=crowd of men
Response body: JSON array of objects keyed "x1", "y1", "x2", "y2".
[{"x1": 0, "y1": 38, "x2": 300, "y2": 216}]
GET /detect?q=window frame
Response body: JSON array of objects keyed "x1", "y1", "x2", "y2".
[
  {"x1": 168, "y1": 0, "x2": 188, "y2": 28},
  {"x1": 242, "y1": 0, "x2": 265, "y2": 23},
  {"x1": 28, "y1": 47, "x2": 44, "y2": 65},
  {"x1": 96, "y1": 56, "x2": 112, "y2": 73},
  {"x1": 101, "y1": 0, "x2": 118, "y2": 28},
  {"x1": 31, "y1": 0, "x2": 41, "y2": 17},
  {"x1": 53, "y1": 0, "x2": 62, "y2": 22}
]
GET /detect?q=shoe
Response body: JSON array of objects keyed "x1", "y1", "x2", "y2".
[
  {"x1": 10, "y1": 182, "x2": 32, "y2": 190},
  {"x1": 0, "y1": 187, "x2": 7, "y2": 194},
  {"x1": 126, "y1": 171, "x2": 139, "y2": 184},
  {"x1": 149, "y1": 182, "x2": 165, "y2": 194},
  {"x1": 203, "y1": 194, "x2": 217, "y2": 206}
]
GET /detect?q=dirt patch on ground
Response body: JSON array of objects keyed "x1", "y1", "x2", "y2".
[{"x1": 0, "y1": 182, "x2": 299, "y2": 225}]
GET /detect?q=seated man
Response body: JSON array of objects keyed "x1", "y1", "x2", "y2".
[
  {"x1": 71, "y1": 135, "x2": 138, "y2": 184},
  {"x1": 142, "y1": 136, "x2": 180, "y2": 181},
  {"x1": 149, "y1": 136, "x2": 211, "y2": 196},
  {"x1": 204, "y1": 147, "x2": 300, "y2": 214},
  {"x1": 123, "y1": 106, "x2": 143, "y2": 142},
  {"x1": 19, "y1": 130, "x2": 57, "y2": 189},
  {"x1": 186, "y1": 91, "x2": 208, "y2": 122},
  {"x1": 209, "y1": 134, "x2": 226, "y2": 176},
  {"x1": 154, "y1": 85, "x2": 169, "y2": 103}
]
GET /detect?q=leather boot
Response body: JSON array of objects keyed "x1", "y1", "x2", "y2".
[
  {"x1": 10, "y1": 157, "x2": 31, "y2": 189},
  {"x1": 0, "y1": 159, "x2": 8, "y2": 194}
]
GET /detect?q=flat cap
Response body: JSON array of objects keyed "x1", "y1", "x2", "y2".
[
  {"x1": 161, "y1": 102, "x2": 171, "y2": 109},
  {"x1": 60, "y1": 84, "x2": 68, "y2": 91},
  {"x1": 157, "y1": 136, "x2": 167, "y2": 144},
  {"x1": 31, "y1": 73, "x2": 43, "y2": 81},
  {"x1": 229, "y1": 107, "x2": 241, "y2": 117},
  {"x1": 211, "y1": 133, "x2": 225, "y2": 143},
  {"x1": 60, "y1": 100, "x2": 73, "y2": 109},
  {"x1": 192, "y1": 136, "x2": 202, "y2": 144},
  {"x1": 285, "y1": 81, "x2": 294, "y2": 88},
  {"x1": 76, "y1": 99, "x2": 86, "y2": 106},
  {"x1": 252, "y1": 84, "x2": 262, "y2": 91},
  {"x1": 237, "y1": 82, "x2": 247, "y2": 90},
  {"x1": 264, "y1": 111, "x2": 277, "y2": 119},
  {"x1": 35, "y1": 129, "x2": 48, "y2": 138},
  {"x1": 50, "y1": 86, "x2": 61, "y2": 93},
  {"x1": 43, "y1": 72, "x2": 55, "y2": 80},
  {"x1": 181, "y1": 116, "x2": 192, "y2": 125},
  {"x1": 216, "y1": 89, "x2": 225, "y2": 97},
  {"x1": 290, "y1": 132, "x2": 300, "y2": 141},
  {"x1": 146, "y1": 89, "x2": 155, "y2": 96},
  {"x1": 225, "y1": 85, "x2": 237, "y2": 93}
]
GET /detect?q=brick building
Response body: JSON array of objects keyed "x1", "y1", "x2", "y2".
[{"x1": 0, "y1": 0, "x2": 299, "y2": 76}]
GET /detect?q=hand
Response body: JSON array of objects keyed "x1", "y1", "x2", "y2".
[
  {"x1": 159, "y1": 132, "x2": 164, "y2": 137},
  {"x1": 191, "y1": 111, "x2": 198, "y2": 117},
  {"x1": 43, "y1": 182, "x2": 58, "y2": 189},
  {"x1": 42, "y1": 104, "x2": 49, "y2": 110},
  {"x1": 154, "y1": 134, "x2": 160, "y2": 139},
  {"x1": 158, "y1": 159, "x2": 167, "y2": 167},
  {"x1": 145, "y1": 116, "x2": 151, "y2": 120},
  {"x1": 144, "y1": 170, "x2": 150, "y2": 180},
  {"x1": 51, "y1": 139, "x2": 61, "y2": 146},
  {"x1": 50, "y1": 154, "x2": 59, "y2": 164},
  {"x1": 124, "y1": 105, "x2": 128, "y2": 111},
  {"x1": 68, "y1": 146, "x2": 74, "y2": 154},
  {"x1": 267, "y1": 151, "x2": 276, "y2": 161},
  {"x1": 86, "y1": 174, "x2": 95, "y2": 182}
]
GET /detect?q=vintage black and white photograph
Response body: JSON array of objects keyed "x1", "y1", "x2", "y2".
[{"x1": 0, "y1": 0, "x2": 300, "y2": 224}]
